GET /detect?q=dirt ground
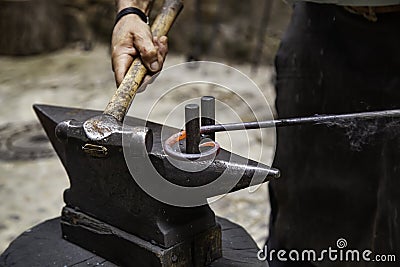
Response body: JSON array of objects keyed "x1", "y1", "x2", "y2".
[{"x1": 0, "y1": 45, "x2": 277, "y2": 254}]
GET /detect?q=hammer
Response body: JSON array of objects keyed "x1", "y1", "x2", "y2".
[{"x1": 83, "y1": 0, "x2": 183, "y2": 141}]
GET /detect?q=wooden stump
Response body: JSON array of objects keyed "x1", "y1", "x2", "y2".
[
  {"x1": 0, "y1": 0, "x2": 66, "y2": 55},
  {"x1": 0, "y1": 217, "x2": 268, "y2": 267}
]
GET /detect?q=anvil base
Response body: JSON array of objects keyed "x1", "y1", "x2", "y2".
[
  {"x1": 0, "y1": 217, "x2": 268, "y2": 267},
  {"x1": 61, "y1": 207, "x2": 222, "y2": 267}
]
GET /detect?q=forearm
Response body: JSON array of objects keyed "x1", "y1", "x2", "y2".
[{"x1": 115, "y1": 0, "x2": 154, "y2": 13}]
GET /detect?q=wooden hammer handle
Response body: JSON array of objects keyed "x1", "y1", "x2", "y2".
[{"x1": 104, "y1": 0, "x2": 184, "y2": 122}]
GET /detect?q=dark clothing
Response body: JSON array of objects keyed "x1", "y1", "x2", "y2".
[{"x1": 268, "y1": 2, "x2": 400, "y2": 267}]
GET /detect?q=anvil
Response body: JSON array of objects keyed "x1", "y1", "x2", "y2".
[{"x1": 32, "y1": 103, "x2": 279, "y2": 267}]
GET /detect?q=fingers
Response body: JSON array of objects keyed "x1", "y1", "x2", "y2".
[
  {"x1": 136, "y1": 37, "x2": 168, "y2": 93},
  {"x1": 156, "y1": 36, "x2": 169, "y2": 69},
  {"x1": 111, "y1": 15, "x2": 169, "y2": 88},
  {"x1": 112, "y1": 46, "x2": 137, "y2": 87},
  {"x1": 112, "y1": 15, "x2": 156, "y2": 86},
  {"x1": 132, "y1": 23, "x2": 160, "y2": 72}
]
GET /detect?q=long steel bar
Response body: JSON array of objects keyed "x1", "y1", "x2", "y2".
[{"x1": 200, "y1": 109, "x2": 400, "y2": 134}]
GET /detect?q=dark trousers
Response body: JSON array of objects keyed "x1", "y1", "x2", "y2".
[{"x1": 268, "y1": 2, "x2": 400, "y2": 267}]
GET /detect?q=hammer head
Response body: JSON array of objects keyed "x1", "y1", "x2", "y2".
[{"x1": 83, "y1": 114, "x2": 122, "y2": 141}]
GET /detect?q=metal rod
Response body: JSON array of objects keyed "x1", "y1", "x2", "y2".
[
  {"x1": 200, "y1": 109, "x2": 400, "y2": 134},
  {"x1": 201, "y1": 96, "x2": 216, "y2": 140},
  {"x1": 185, "y1": 104, "x2": 200, "y2": 154}
]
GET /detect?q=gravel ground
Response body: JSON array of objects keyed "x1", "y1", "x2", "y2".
[{"x1": 0, "y1": 45, "x2": 277, "y2": 254}]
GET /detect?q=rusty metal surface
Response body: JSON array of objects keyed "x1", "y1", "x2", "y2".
[{"x1": 83, "y1": 114, "x2": 121, "y2": 141}]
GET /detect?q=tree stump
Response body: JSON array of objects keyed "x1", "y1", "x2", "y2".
[
  {"x1": 0, "y1": 217, "x2": 268, "y2": 266},
  {"x1": 0, "y1": 0, "x2": 66, "y2": 55}
]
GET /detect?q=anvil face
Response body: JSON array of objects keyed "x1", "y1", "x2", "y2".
[{"x1": 33, "y1": 104, "x2": 279, "y2": 266}]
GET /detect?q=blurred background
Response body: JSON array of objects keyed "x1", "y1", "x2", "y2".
[
  {"x1": 0, "y1": 0, "x2": 291, "y2": 254},
  {"x1": 0, "y1": 0, "x2": 291, "y2": 62}
]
